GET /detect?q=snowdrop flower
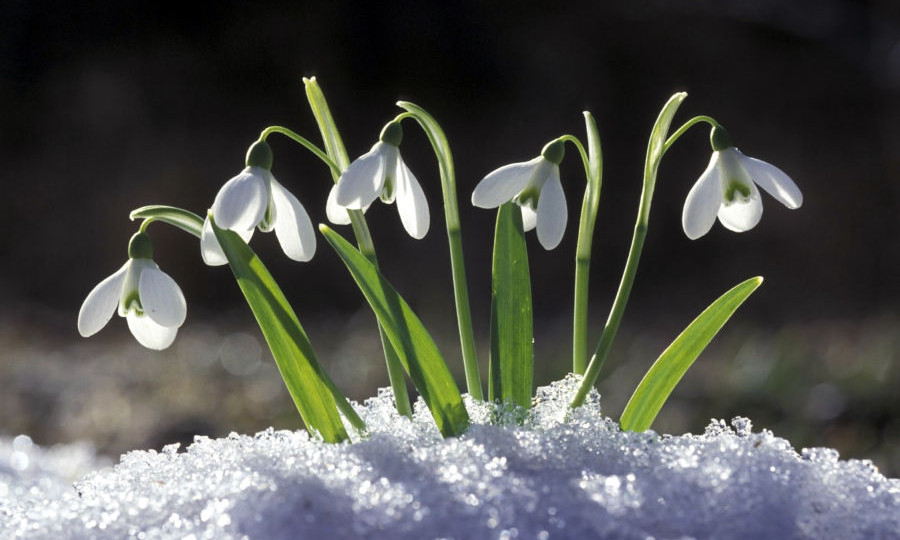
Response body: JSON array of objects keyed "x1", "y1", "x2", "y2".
[
  {"x1": 78, "y1": 232, "x2": 186, "y2": 350},
  {"x1": 331, "y1": 121, "x2": 430, "y2": 239},
  {"x1": 202, "y1": 139, "x2": 316, "y2": 265},
  {"x1": 682, "y1": 126, "x2": 803, "y2": 240},
  {"x1": 471, "y1": 139, "x2": 567, "y2": 250}
]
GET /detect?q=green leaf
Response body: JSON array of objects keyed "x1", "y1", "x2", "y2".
[
  {"x1": 211, "y1": 220, "x2": 353, "y2": 443},
  {"x1": 320, "y1": 224, "x2": 470, "y2": 437},
  {"x1": 129, "y1": 205, "x2": 204, "y2": 238},
  {"x1": 489, "y1": 203, "x2": 533, "y2": 409},
  {"x1": 620, "y1": 276, "x2": 763, "y2": 432}
]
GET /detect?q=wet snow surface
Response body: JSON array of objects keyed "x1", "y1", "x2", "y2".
[{"x1": 3, "y1": 376, "x2": 899, "y2": 539}]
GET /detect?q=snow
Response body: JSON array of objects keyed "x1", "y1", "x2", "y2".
[{"x1": 2, "y1": 375, "x2": 899, "y2": 539}]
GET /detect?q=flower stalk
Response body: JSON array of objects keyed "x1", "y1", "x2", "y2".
[
  {"x1": 304, "y1": 77, "x2": 413, "y2": 417},
  {"x1": 396, "y1": 101, "x2": 483, "y2": 401}
]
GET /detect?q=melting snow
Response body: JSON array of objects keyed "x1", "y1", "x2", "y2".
[{"x1": 2, "y1": 376, "x2": 898, "y2": 539}]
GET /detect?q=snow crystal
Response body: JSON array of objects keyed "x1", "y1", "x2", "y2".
[{"x1": 2, "y1": 375, "x2": 898, "y2": 539}]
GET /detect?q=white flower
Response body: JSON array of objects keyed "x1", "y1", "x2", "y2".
[
  {"x1": 330, "y1": 122, "x2": 430, "y2": 240},
  {"x1": 471, "y1": 140, "x2": 567, "y2": 250},
  {"x1": 202, "y1": 140, "x2": 316, "y2": 265},
  {"x1": 78, "y1": 238, "x2": 186, "y2": 351},
  {"x1": 682, "y1": 146, "x2": 803, "y2": 240}
]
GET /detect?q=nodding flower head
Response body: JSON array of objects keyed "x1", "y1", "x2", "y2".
[
  {"x1": 78, "y1": 232, "x2": 187, "y2": 350},
  {"x1": 682, "y1": 126, "x2": 803, "y2": 240},
  {"x1": 471, "y1": 139, "x2": 567, "y2": 250},
  {"x1": 329, "y1": 121, "x2": 430, "y2": 239},
  {"x1": 202, "y1": 139, "x2": 317, "y2": 265}
]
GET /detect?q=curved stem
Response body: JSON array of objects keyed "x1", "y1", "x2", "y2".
[
  {"x1": 259, "y1": 126, "x2": 341, "y2": 177},
  {"x1": 662, "y1": 115, "x2": 718, "y2": 155},
  {"x1": 396, "y1": 100, "x2": 483, "y2": 401},
  {"x1": 561, "y1": 115, "x2": 603, "y2": 375},
  {"x1": 304, "y1": 78, "x2": 413, "y2": 417}
]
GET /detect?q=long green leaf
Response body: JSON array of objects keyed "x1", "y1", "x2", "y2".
[
  {"x1": 620, "y1": 276, "x2": 763, "y2": 432},
  {"x1": 489, "y1": 203, "x2": 533, "y2": 408},
  {"x1": 320, "y1": 225, "x2": 470, "y2": 437},
  {"x1": 212, "y1": 221, "x2": 352, "y2": 443}
]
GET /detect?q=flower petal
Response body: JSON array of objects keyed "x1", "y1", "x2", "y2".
[
  {"x1": 326, "y1": 185, "x2": 353, "y2": 225},
  {"x1": 394, "y1": 154, "x2": 430, "y2": 239},
  {"x1": 138, "y1": 260, "x2": 186, "y2": 327},
  {"x1": 717, "y1": 181, "x2": 763, "y2": 232},
  {"x1": 535, "y1": 165, "x2": 567, "y2": 250},
  {"x1": 126, "y1": 314, "x2": 178, "y2": 350},
  {"x1": 682, "y1": 153, "x2": 724, "y2": 240},
  {"x1": 520, "y1": 204, "x2": 537, "y2": 232},
  {"x1": 471, "y1": 157, "x2": 542, "y2": 208},
  {"x1": 334, "y1": 143, "x2": 386, "y2": 209},
  {"x1": 77, "y1": 261, "x2": 129, "y2": 337},
  {"x1": 211, "y1": 167, "x2": 268, "y2": 230},
  {"x1": 739, "y1": 153, "x2": 803, "y2": 209},
  {"x1": 270, "y1": 179, "x2": 317, "y2": 262},
  {"x1": 201, "y1": 217, "x2": 254, "y2": 266}
]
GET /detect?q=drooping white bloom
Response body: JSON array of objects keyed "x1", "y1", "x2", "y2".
[
  {"x1": 78, "y1": 234, "x2": 186, "y2": 350},
  {"x1": 330, "y1": 122, "x2": 430, "y2": 239},
  {"x1": 682, "y1": 145, "x2": 803, "y2": 240},
  {"x1": 202, "y1": 140, "x2": 316, "y2": 265},
  {"x1": 471, "y1": 139, "x2": 567, "y2": 250}
]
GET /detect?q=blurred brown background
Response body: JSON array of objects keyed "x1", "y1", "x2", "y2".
[{"x1": 1, "y1": 0, "x2": 899, "y2": 474}]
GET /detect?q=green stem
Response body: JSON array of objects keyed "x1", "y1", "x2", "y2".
[
  {"x1": 259, "y1": 126, "x2": 342, "y2": 177},
  {"x1": 571, "y1": 93, "x2": 687, "y2": 408},
  {"x1": 304, "y1": 77, "x2": 413, "y2": 417},
  {"x1": 662, "y1": 115, "x2": 718, "y2": 155},
  {"x1": 560, "y1": 113, "x2": 603, "y2": 375},
  {"x1": 396, "y1": 101, "x2": 483, "y2": 401}
]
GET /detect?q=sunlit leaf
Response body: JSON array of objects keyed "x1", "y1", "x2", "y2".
[
  {"x1": 320, "y1": 224, "x2": 470, "y2": 437},
  {"x1": 620, "y1": 276, "x2": 763, "y2": 432},
  {"x1": 489, "y1": 203, "x2": 533, "y2": 409},
  {"x1": 212, "y1": 220, "x2": 353, "y2": 443}
]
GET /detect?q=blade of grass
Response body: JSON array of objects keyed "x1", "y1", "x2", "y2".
[
  {"x1": 619, "y1": 276, "x2": 763, "y2": 432},
  {"x1": 212, "y1": 220, "x2": 360, "y2": 443},
  {"x1": 320, "y1": 224, "x2": 470, "y2": 437},
  {"x1": 489, "y1": 203, "x2": 533, "y2": 409}
]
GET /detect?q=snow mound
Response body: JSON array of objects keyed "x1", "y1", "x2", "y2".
[{"x1": 3, "y1": 375, "x2": 899, "y2": 539}]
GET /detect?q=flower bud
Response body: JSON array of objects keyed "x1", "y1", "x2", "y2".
[{"x1": 245, "y1": 139, "x2": 274, "y2": 170}]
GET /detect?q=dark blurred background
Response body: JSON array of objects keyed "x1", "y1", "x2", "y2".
[{"x1": 1, "y1": 0, "x2": 899, "y2": 474}]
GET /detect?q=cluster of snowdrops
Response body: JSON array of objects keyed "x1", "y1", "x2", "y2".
[{"x1": 77, "y1": 78, "x2": 802, "y2": 442}]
